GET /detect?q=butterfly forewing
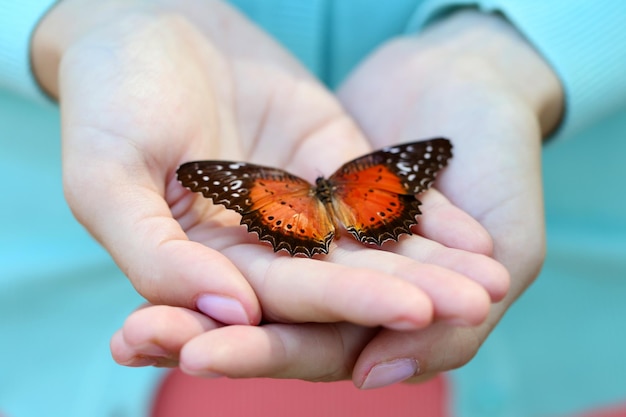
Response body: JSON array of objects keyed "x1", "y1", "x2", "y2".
[
  {"x1": 328, "y1": 138, "x2": 452, "y2": 244},
  {"x1": 331, "y1": 138, "x2": 452, "y2": 195},
  {"x1": 177, "y1": 161, "x2": 335, "y2": 256},
  {"x1": 178, "y1": 161, "x2": 265, "y2": 213}
]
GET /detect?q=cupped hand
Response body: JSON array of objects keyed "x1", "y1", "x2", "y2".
[
  {"x1": 336, "y1": 10, "x2": 563, "y2": 383},
  {"x1": 33, "y1": 0, "x2": 507, "y2": 338}
]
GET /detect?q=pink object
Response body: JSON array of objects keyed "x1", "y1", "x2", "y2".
[{"x1": 152, "y1": 369, "x2": 450, "y2": 417}]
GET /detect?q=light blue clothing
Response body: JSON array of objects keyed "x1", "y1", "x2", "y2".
[
  {"x1": 229, "y1": 0, "x2": 626, "y2": 141},
  {"x1": 0, "y1": 2, "x2": 57, "y2": 99},
  {"x1": 1, "y1": 1, "x2": 625, "y2": 417}
]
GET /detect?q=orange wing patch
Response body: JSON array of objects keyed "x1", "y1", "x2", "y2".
[
  {"x1": 331, "y1": 183, "x2": 422, "y2": 245},
  {"x1": 243, "y1": 178, "x2": 335, "y2": 256},
  {"x1": 332, "y1": 164, "x2": 409, "y2": 195}
]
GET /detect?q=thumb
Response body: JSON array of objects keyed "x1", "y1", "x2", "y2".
[
  {"x1": 62, "y1": 133, "x2": 261, "y2": 325},
  {"x1": 352, "y1": 321, "x2": 489, "y2": 389}
]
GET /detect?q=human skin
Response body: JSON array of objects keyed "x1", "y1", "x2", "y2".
[{"x1": 32, "y1": 0, "x2": 559, "y2": 388}]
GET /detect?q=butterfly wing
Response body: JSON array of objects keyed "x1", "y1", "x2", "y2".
[
  {"x1": 328, "y1": 138, "x2": 452, "y2": 245},
  {"x1": 177, "y1": 161, "x2": 335, "y2": 256}
]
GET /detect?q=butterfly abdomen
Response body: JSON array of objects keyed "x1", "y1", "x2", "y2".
[{"x1": 314, "y1": 177, "x2": 335, "y2": 204}]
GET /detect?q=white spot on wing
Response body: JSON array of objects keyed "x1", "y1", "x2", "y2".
[{"x1": 396, "y1": 162, "x2": 412, "y2": 172}]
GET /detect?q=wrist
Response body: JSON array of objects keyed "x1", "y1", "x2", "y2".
[
  {"x1": 32, "y1": 0, "x2": 154, "y2": 99},
  {"x1": 31, "y1": 0, "x2": 223, "y2": 100},
  {"x1": 414, "y1": 9, "x2": 564, "y2": 137}
]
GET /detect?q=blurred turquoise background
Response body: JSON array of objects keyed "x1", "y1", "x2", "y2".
[
  {"x1": 453, "y1": 109, "x2": 626, "y2": 416},
  {"x1": 0, "y1": 90, "x2": 163, "y2": 417}
]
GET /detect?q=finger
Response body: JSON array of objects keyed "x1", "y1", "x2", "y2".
[
  {"x1": 404, "y1": 190, "x2": 511, "y2": 302},
  {"x1": 180, "y1": 322, "x2": 376, "y2": 381},
  {"x1": 415, "y1": 189, "x2": 494, "y2": 255},
  {"x1": 63, "y1": 139, "x2": 261, "y2": 325},
  {"x1": 110, "y1": 304, "x2": 220, "y2": 367},
  {"x1": 223, "y1": 245, "x2": 435, "y2": 331},
  {"x1": 393, "y1": 238, "x2": 510, "y2": 303},
  {"x1": 386, "y1": 236, "x2": 510, "y2": 304},
  {"x1": 353, "y1": 322, "x2": 484, "y2": 389},
  {"x1": 330, "y1": 246, "x2": 493, "y2": 326}
]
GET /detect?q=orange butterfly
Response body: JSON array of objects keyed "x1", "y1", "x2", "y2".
[{"x1": 177, "y1": 138, "x2": 452, "y2": 257}]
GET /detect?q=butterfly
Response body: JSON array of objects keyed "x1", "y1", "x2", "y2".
[{"x1": 177, "y1": 137, "x2": 452, "y2": 257}]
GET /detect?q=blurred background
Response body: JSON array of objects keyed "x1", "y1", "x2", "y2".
[{"x1": 2, "y1": 75, "x2": 626, "y2": 417}]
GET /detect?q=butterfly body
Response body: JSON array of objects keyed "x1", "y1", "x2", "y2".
[{"x1": 177, "y1": 138, "x2": 452, "y2": 257}]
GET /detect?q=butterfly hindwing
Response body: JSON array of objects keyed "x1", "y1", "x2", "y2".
[
  {"x1": 328, "y1": 164, "x2": 424, "y2": 245},
  {"x1": 242, "y1": 173, "x2": 335, "y2": 256},
  {"x1": 177, "y1": 161, "x2": 335, "y2": 256},
  {"x1": 328, "y1": 138, "x2": 452, "y2": 244}
]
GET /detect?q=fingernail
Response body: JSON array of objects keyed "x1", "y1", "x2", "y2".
[
  {"x1": 120, "y1": 356, "x2": 158, "y2": 367},
  {"x1": 361, "y1": 359, "x2": 419, "y2": 390},
  {"x1": 197, "y1": 294, "x2": 250, "y2": 324},
  {"x1": 180, "y1": 362, "x2": 224, "y2": 378}
]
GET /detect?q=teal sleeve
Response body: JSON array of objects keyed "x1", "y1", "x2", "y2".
[
  {"x1": 408, "y1": 0, "x2": 626, "y2": 140},
  {"x1": 0, "y1": 1, "x2": 57, "y2": 101}
]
